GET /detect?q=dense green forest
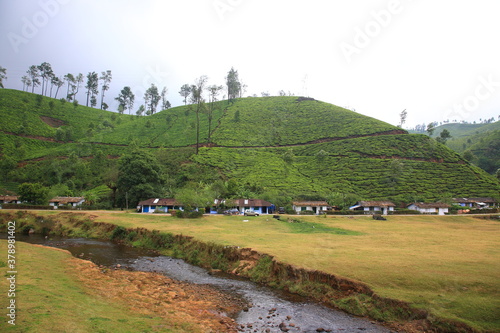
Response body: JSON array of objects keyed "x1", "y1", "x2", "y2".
[{"x1": 0, "y1": 89, "x2": 498, "y2": 209}]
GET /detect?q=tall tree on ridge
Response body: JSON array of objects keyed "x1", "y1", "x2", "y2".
[
  {"x1": 115, "y1": 86, "x2": 135, "y2": 115},
  {"x1": 52, "y1": 76, "x2": 64, "y2": 99},
  {"x1": 398, "y1": 109, "x2": 407, "y2": 128},
  {"x1": 21, "y1": 75, "x2": 31, "y2": 92},
  {"x1": 37, "y1": 62, "x2": 53, "y2": 96},
  {"x1": 27, "y1": 65, "x2": 40, "y2": 93},
  {"x1": 179, "y1": 84, "x2": 191, "y2": 105},
  {"x1": 161, "y1": 86, "x2": 169, "y2": 110},
  {"x1": 206, "y1": 84, "x2": 223, "y2": 143},
  {"x1": 73, "y1": 73, "x2": 84, "y2": 101},
  {"x1": 85, "y1": 72, "x2": 99, "y2": 107},
  {"x1": 64, "y1": 73, "x2": 75, "y2": 100},
  {"x1": 99, "y1": 70, "x2": 112, "y2": 110},
  {"x1": 191, "y1": 75, "x2": 208, "y2": 154},
  {"x1": 144, "y1": 84, "x2": 160, "y2": 114},
  {"x1": 225, "y1": 67, "x2": 241, "y2": 102}
]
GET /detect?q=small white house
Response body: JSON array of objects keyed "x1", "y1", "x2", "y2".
[
  {"x1": 349, "y1": 201, "x2": 395, "y2": 215},
  {"x1": 49, "y1": 197, "x2": 85, "y2": 208},
  {"x1": 0, "y1": 196, "x2": 22, "y2": 204},
  {"x1": 407, "y1": 202, "x2": 450, "y2": 215},
  {"x1": 292, "y1": 201, "x2": 329, "y2": 215}
]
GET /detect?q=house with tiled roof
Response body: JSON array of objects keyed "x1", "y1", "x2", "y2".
[
  {"x1": 349, "y1": 201, "x2": 395, "y2": 215},
  {"x1": 0, "y1": 196, "x2": 21, "y2": 204},
  {"x1": 407, "y1": 202, "x2": 450, "y2": 215},
  {"x1": 137, "y1": 198, "x2": 183, "y2": 213},
  {"x1": 231, "y1": 199, "x2": 273, "y2": 214},
  {"x1": 49, "y1": 197, "x2": 85, "y2": 208},
  {"x1": 292, "y1": 201, "x2": 329, "y2": 215}
]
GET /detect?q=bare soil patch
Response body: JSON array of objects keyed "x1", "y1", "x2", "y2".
[
  {"x1": 66, "y1": 254, "x2": 246, "y2": 332},
  {"x1": 40, "y1": 115, "x2": 66, "y2": 128}
]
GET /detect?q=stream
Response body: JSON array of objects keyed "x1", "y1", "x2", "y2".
[{"x1": 9, "y1": 234, "x2": 393, "y2": 333}]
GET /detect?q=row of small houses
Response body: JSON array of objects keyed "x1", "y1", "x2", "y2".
[
  {"x1": 136, "y1": 197, "x2": 498, "y2": 215},
  {"x1": 0, "y1": 196, "x2": 85, "y2": 208},
  {"x1": 0, "y1": 195, "x2": 497, "y2": 215}
]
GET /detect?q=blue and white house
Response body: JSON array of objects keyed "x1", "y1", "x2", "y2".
[
  {"x1": 231, "y1": 199, "x2": 273, "y2": 214},
  {"x1": 137, "y1": 198, "x2": 183, "y2": 213}
]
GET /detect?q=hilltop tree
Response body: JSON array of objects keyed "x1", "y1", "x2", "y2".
[
  {"x1": 21, "y1": 75, "x2": 31, "y2": 91},
  {"x1": 99, "y1": 70, "x2": 112, "y2": 110},
  {"x1": 225, "y1": 67, "x2": 241, "y2": 102},
  {"x1": 161, "y1": 87, "x2": 170, "y2": 110},
  {"x1": 64, "y1": 73, "x2": 75, "y2": 99},
  {"x1": 144, "y1": 84, "x2": 161, "y2": 114},
  {"x1": 115, "y1": 86, "x2": 135, "y2": 115},
  {"x1": 436, "y1": 129, "x2": 451, "y2": 144},
  {"x1": 0, "y1": 66, "x2": 6, "y2": 88},
  {"x1": 426, "y1": 122, "x2": 436, "y2": 136},
  {"x1": 27, "y1": 65, "x2": 40, "y2": 93},
  {"x1": 72, "y1": 73, "x2": 84, "y2": 101},
  {"x1": 85, "y1": 72, "x2": 99, "y2": 107},
  {"x1": 179, "y1": 84, "x2": 191, "y2": 105},
  {"x1": 51, "y1": 76, "x2": 64, "y2": 99},
  {"x1": 191, "y1": 75, "x2": 208, "y2": 154},
  {"x1": 37, "y1": 62, "x2": 53, "y2": 96},
  {"x1": 398, "y1": 109, "x2": 407, "y2": 128},
  {"x1": 136, "y1": 105, "x2": 145, "y2": 116},
  {"x1": 206, "y1": 84, "x2": 223, "y2": 143}
]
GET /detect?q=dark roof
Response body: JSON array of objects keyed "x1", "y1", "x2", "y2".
[
  {"x1": 452, "y1": 197, "x2": 497, "y2": 203},
  {"x1": 137, "y1": 198, "x2": 181, "y2": 206},
  {"x1": 408, "y1": 202, "x2": 450, "y2": 209},
  {"x1": 358, "y1": 201, "x2": 395, "y2": 207},
  {"x1": 292, "y1": 201, "x2": 329, "y2": 206},
  {"x1": 49, "y1": 197, "x2": 85, "y2": 204},
  {"x1": 232, "y1": 199, "x2": 273, "y2": 207}
]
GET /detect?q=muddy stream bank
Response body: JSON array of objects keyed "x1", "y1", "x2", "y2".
[{"x1": 13, "y1": 234, "x2": 392, "y2": 333}]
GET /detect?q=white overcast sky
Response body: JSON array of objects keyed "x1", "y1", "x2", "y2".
[{"x1": 1, "y1": 0, "x2": 499, "y2": 127}]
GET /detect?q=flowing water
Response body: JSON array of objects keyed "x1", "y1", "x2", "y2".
[{"x1": 10, "y1": 234, "x2": 393, "y2": 333}]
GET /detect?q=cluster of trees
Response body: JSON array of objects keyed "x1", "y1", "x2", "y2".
[
  {"x1": 177, "y1": 67, "x2": 242, "y2": 105},
  {"x1": 411, "y1": 116, "x2": 499, "y2": 133},
  {"x1": 1, "y1": 64, "x2": 247, "y2": 118},
  {"x1": 16, "y1": 62, "x2": 113, "y2": 110},
  {"x1": 176, "y1": 68, "x2": 244, "y2": 153}
]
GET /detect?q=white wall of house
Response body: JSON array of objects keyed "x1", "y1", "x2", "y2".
[
  {"x1": 292, "y1": 205, "x2": 328, "y2": 215},
  {"x1": 438, "y1": 208, "x2": 448, "y2": 215}
]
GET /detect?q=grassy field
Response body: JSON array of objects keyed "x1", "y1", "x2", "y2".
[{"x1": 43, "y1": 211, "x2": 498, "y2": 332}]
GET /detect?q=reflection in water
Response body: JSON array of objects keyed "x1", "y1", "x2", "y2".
[{"x1": 8, "y1": 234, "x2": 390, "y2": 333}]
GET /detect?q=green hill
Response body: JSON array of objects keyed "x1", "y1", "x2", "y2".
[
  {"x1": 429, "y1": 122, "x2": 500, "y2": 174},
  {"x1": 0, "y1": 89, "x2": 498, "y2": 205}
]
